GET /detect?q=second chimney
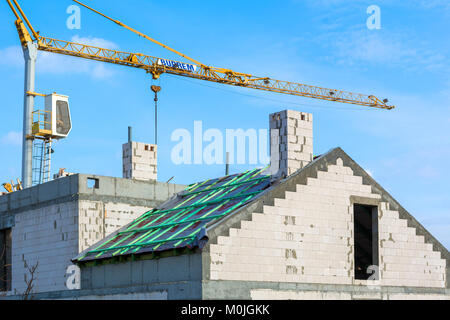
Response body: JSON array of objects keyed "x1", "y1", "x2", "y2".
[
  {"x1": 123, "y1": 128, "x2": 157, "y2": 181},
  {"x1": 269, "y1": 110, "x2": 313, "y2": 177}
]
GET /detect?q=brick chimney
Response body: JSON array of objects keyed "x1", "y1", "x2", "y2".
[
  {"x1": 269, "y1": 110, "x2": 313, "y2": 177},
  {"x1": 122, "y1": 127, "x2": 157, "y2": 181}
]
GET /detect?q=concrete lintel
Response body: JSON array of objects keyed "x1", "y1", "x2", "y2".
[{"x1": 350, "y1": 195, "x2": 381, "y2": 207}]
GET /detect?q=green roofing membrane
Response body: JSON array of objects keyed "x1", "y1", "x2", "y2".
[{"x1": 74, "y1": 168, "x2": 272, "y2": 263}]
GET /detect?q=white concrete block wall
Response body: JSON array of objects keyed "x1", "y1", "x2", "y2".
[
  {"x1": 123, "y1": 142, "x2": 158, "y2": 181},
  {"x1": 378, "y1": 201, "x2": 446, "y2": 288},
  {"x1": 209, "y1": 158, "x2": 447, "y2": 289},
  {"x1": 11, "y1": 202, "x2": 79, "y2": 294},
  {"x1": 79, "y1": 200, "x2": 152, "y2": 252},
  {"x1": 79, "y1": 201, "x2": 104, "y2": 253},
  {"x1": 9, "y1": 200, "x2": 152, "y2": 295},
  {"x1": 104, "y1": 202, "x2": 152, "y2": 237}
]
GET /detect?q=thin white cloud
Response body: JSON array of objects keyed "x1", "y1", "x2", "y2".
[
  {"x1": 301, "y1": 0, "x2": 450, "y2": 11},
  {"x1": 412, "y1": 0, "x2": 450, "y2": 10},
  {"x1": 296, "y1": 1, "x2": 449, "y2": 73},
  {"x1": 378, "y1": 146, "x2": 447, "y2": 181},
  {"x1": 37, "y1": 50, "x2": 116, "y2": 79},
  {"x1": 441, "y1": 80, "x2": 450, "y2": 100},
  {"x1": 70, "y1": 35, "x2": 118, "y2": 50},
  {"x1": 0, "y1": 35, "x2": 119, "y2": 79},
  {"x1": 418, "y1": 165, "x2": 439, "y2": 179},
  {"x1": 327, "y1": 30, "x2": 448, "y2": 72},
  {"x1": 1, "y1": 131, "x2": 22, "y2": 146},
  {"x1": 0, "y1": 46, "x2": 24, "y2": 67},
  {"x1": 298, "y1": 0, "x2": 348, "y2": 7}
]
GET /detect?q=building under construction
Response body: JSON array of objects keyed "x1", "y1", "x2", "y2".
[
  {"x1": 0, "y1": 1, "x2": 448, "y2": 300},
  {"x1": 0, "y1": 110, "x2": 448, "y2": 300}
]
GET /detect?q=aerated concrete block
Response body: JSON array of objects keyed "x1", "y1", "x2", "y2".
[
  {"x1": 269, "y1": 110, "x2": 313, "y2": 177},
  {"x1": 123, "y1": 141, "x2": 158, "y2": 182}
]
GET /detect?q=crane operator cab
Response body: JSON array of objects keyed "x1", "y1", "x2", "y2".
[
  {"x1": 48, "y1": 94, "x2": 71, "y2": 138},
  {"x1": 32, "y1": 93, "x2": 72, "y2": 139}
]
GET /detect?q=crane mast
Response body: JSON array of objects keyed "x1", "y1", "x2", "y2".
[{"x1": 5, "y1": 0, "x2": 395, "y2": 188}]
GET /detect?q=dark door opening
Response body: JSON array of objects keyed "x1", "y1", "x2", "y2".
[{"x1": 354, "y1": 204, "x2": 379, "y2": 280}]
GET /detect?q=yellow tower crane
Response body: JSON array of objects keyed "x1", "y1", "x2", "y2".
[
  {"x1": 6, "y1": 0, "x2": 394, "y2": 188},
  {"x1": 7, "y1": 0, "x2": 395, "y2": 110}
]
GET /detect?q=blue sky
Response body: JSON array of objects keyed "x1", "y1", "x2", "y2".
[{"x1": 0, "y1": 1, "x2": 449, "y2": 248}]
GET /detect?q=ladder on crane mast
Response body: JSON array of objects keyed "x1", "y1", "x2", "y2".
[{"x1": 31, "y1": 139, "x2": 52, "y2": 186}]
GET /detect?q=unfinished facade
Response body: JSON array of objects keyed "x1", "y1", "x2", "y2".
[
  {"x1": 0, "y1": 109, "x2": 448, "y2": 300},
  {"x1": 0, "y1": 174, "x2": 184, "y2": 295}
]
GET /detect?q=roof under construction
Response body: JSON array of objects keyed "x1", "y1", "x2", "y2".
[{"x1": 74, "y1": 168, "x2": 272, "y2": 263}]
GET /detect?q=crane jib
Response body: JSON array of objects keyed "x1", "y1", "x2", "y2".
[{"x1": 157, "y1": 58, "x2": 197, "y2": 73}]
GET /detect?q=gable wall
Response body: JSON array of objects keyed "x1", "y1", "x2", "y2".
[{"x1": 209, "y1": 158, "x2": 446, "y2": 289}]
